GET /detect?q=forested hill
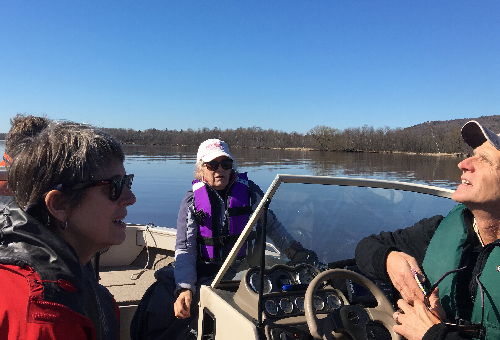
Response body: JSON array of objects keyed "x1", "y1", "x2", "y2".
[
  {"x1": 390, "y1": 115, "x2": 500, "y2": 154},
  {"x1": 2, "y1": 115, "x2": 500, "y2": 155},
  {"x1": 405, "y1": 115, "x2": 500, "y2": 136}
]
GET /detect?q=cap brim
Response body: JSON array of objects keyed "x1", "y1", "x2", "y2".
[
  {"x1": 462, "y1": 120, "x2": 500, "y2": 151},
  {"x1": 201, "y1": 151, "x2": 233, "y2": 162}
]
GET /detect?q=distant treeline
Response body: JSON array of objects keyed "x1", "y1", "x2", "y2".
[
  {"x1": 100, "y1": 123, "x2": 474, "y2": 155},
  {"x1": 7, "y1": 115, "x2": 500, "y2": 154}
]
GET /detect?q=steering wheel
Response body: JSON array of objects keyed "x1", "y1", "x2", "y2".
[{"x1": 304, "y1": 269, "x2": 400, "y2": 340}]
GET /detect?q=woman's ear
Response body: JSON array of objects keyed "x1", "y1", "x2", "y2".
[{"x1": 45, "y1": 190, "x2": 69, "y2": 223}]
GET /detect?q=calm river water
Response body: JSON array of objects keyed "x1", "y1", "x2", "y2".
[
  {"x1": 120, "y1": 144, "x2": 463, "y2": 228},
  {"x1": 0, "y1": 141, "x2": 464, "y2": 228}
]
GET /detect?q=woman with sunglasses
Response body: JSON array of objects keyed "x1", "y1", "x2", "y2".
[
  {"x1": 0, "y1": 119, "x2": 136, "y2": 340},
  {"x1": 131, "y1": 138, "x2": 317, "y2": 340},
  {"x1": 355, "y1": 121, "x2": 500, "y2": 340}
]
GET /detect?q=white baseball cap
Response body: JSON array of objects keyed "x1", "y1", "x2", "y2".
[
  {"x1": 196, "y1": 139, "x2": 234, "y2": 162},
  {"x1": 461, "y1": 120, "x2": 500, "y2": 151}
]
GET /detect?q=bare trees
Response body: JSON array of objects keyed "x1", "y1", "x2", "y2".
[
  {"x1": 100, "y1": 124, "x2": 471, "y2": 155},
  {"x1": 306, "y1": 124, "x2": 470, "y2": 154}
]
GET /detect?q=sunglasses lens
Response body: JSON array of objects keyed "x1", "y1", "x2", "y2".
[
  {"x1": 109, "y1": 175, "x2": 134, "y2": 201},
  {"x1": 205, "y1": 160, "x2": 233, "y2": 171},
  {"x1": 109, "y1": 178, "x2": 121, "y2": 201},
  {"x1": 205, "y1": 161, "x2": 218, "y2": 171},
  {"x1": 124, "y1": 174, "x2": 134, "y2": 189},
  {"x1": 221, "y1": 160, "x2": 233, "y2": 170}
]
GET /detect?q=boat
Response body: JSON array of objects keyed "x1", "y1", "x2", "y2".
[
  {"x1": 0, "y1": 163, "x2": 9, "y2": 196},
  {"x1": 52, "y1": 175, "x2": 461, "y2": 339}
]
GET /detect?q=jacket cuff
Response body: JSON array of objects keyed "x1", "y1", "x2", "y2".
[
  {"x1": 175, "y1": 284, "x2": 195, "y2": 297},
  {"x1": 373, "y1": 246, "x2": 395, "y2": 281}
]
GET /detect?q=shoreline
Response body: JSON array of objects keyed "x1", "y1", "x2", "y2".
[{"x1": 121, "y1": 142, "x2": 467, "y2": 158}]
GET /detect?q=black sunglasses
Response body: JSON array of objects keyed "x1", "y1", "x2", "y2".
[
  {"x1": 423, "y1": 263, "x2": 485, "y2": 339},
  {"x1": 203, "y1": 159, "x2": 233, "y2": 171},
  {"x1": 67, "y1": 174, "x2": 134, "y2": 201}
]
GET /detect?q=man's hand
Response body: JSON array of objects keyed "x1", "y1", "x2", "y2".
[
  {"x1": 174, "y1": 289, "x2": 193, "y2": 319},
  {"x1": 386, "y1": 251, "x2": 425, "y2": 304},
  {"x1": 392, "y1": 288, "x2": 442, "y2": 340}
]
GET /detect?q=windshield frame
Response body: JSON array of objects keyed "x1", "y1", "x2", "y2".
[{"x1": 211, "y1": 174, "x2": 454, "y2": 289}]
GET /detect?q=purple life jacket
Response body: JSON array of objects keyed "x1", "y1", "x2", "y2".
[{"x1": 193, "y1": 172, "x2": 251, "y2": 261}]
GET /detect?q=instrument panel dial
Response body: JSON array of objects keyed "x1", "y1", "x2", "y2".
[
  {"x1": 313, "y1": 295, "x2": 324, "y2": 311},
  {"x1": 249, "y1": 272, "x2": 272, "y2": 294},
  {"x1": 326, "y1": 293, "x2": 343, "y2": 309},
  {"x1": 294, "y1": 297, "x2": 305, "y2": 312},
  {"x1": 279, "y1": 298, "x2": 294, "y2": 314},
  {"x1": 296, "y1": 266, "x2": 316, "y2": 284},
  {"x1": 265, "y1": 299, "x2": 279, "y2": 316},
  {"x1": 278, "y1": 273, "x2": 293, "y2": 287}
]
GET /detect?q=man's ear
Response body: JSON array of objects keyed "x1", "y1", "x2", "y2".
[{"x1": 45, "y1": 190, "x2": 69, "y2": 223}]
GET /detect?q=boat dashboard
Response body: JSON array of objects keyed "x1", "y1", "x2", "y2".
[
  {"x1": 243, "y1": 264, "x2": 347, "y2": 319},
  {"x1": 230, "y1": 263, "x2": 396, "y2": 340},
  {"x1": 234, "y1": 263, "x2": 396, "y2": 316}
]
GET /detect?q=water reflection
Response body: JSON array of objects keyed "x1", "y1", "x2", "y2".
[
  {"x1": 1, "y1": 142, "x2": 464, "y2": 189},
  {"x1": 0, "y1": 141, "x2": 463, "y2": 228},
  {"x1": 121, "y1": 145, "x2": 463, "y2": 228},
  {"x1": 300, "y1": 151, "x2": 462, "y2": 188}
]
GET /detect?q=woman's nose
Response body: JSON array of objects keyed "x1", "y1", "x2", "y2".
[{"x1": 121, "y1": 187, "x2": 137, "y2": 206}]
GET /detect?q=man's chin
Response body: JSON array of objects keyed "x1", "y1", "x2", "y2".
[
  {"x1": 451, "y1": 193, "x2": 477, "y2": 208},
  {"x1": 451, "y1": 185, "x2": 470, "y2": 203}
]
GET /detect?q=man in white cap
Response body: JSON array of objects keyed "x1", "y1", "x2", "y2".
[
  {"x1": 355, "y1": 120, "x2": 500, "y2": 340},
  {"x1": 132, "y1": 138, "x2": 318, "y2": 340}
]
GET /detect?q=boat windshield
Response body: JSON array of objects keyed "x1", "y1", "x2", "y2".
[{"x1": 212, "y1": 175, "x2": 457, "y2": 288}]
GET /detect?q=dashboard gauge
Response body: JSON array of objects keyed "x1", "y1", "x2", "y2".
[
  {"x1": 279, "y1": 298, "x2": 294, "y2": 314},
  {"x1": 326, "y1": 294, "x2": 343, "y2": 310},
  {"x1": 296, "y1": 267, "x2": 316, "y2": 284},
  {"x1": 278, "y1": 273, "x2": 293, "y2": 287},
  {"x1": 313, "y1": 295, "x2": 325, "y2": 311},
  {"x1": 295, "y1": 297, "x2": 305, "y2": 312},
  {"x1": 295, "y1": 296, "x2": 305, "y2": 312},
  {"x1": 265, "y1": 299, "x2": 279, "y2": 316},
  {"x1": 249, "y1": 272, "x2": 272, "y2": 294}
]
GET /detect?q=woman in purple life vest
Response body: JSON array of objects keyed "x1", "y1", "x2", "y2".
[{"x1": 131, "y1": 139, "x2": 318, "y2": 340}]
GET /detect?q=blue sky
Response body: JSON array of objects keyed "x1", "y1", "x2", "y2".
[{"x1": 1, "y1": 1, "x2": 499, "y2": 134}]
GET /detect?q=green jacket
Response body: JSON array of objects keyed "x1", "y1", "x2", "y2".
[{"x1": 423, "y1": 204, "x2": 500, "y2": 339}]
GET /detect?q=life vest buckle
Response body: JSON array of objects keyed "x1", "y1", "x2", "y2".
[{"x1": 193, "y1": 209, "x2": 208, "y2": 225}]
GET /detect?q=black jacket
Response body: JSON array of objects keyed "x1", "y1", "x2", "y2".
[
  {"x1": 355, "y1": 208, "x2": 487, "y2": 340},
  {"x1": 0, "y1": 196, "x2": 119, "y2": 340}
]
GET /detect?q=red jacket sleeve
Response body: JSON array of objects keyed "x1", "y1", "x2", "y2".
[{"x1": 0, "y1": 264, "x2": 96, "y2": 340}]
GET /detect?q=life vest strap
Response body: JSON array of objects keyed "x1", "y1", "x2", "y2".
[
  {"x1": 199, "y1": 255, "x2": 247, "y2": 263},
  {"x1": 197, "y1": 234, "x2": 240, "y2": 246},
  {"x1": 228, "y1": 205, "x2": 252, "y2": 217},
  {"x1": 197, "y1": 230, "x2": 257, "y2": 246}
]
